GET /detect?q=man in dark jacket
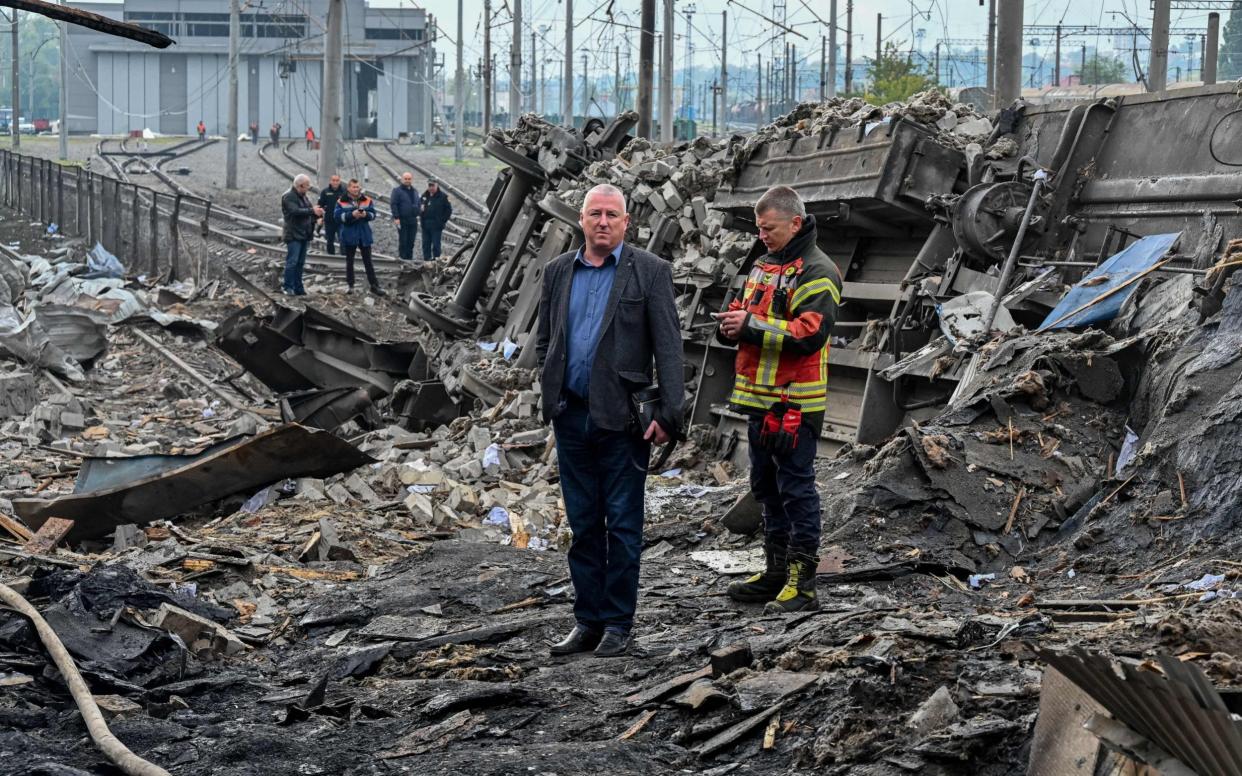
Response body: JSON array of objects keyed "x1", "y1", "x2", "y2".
[
  {"x1": 334, "y1": 179, "x2": 384, "y2": 296},
  {"x1": 390, "y1": 171, "x2": 420, "y2": 262},
  {"x1": 280, "y1": 174, "x2": 323, "y2": 295},
  {"x1": 419, "y1": 179, "x2": 453, "y2": 263},
  {"x1": 317, "y1": 174, "x2": 345, "y2": 255},
  {"x1": 536, "y1": 183, "x2": 684, "y2": 658},
  {"x1": 249, "y1": 121, "x2": 259, "y2": 144}
]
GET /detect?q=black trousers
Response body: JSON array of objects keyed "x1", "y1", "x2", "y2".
[
  {"x1": 323, "y1": 220, "x2": 338, "y2": 255},
  {"x1": 397, "y1": 218, "x2": 418, "y2": 261},
  {"x1": 747, "y1": 416, "x2": 821, "y2": 555},
  {"x1": 344, "y1": 244, "x2": 379, "y2": 288}
]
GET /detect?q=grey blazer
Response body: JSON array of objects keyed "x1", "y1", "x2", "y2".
[{"x1": 535, "y1": 243, "x2": 685, "y2": 434}]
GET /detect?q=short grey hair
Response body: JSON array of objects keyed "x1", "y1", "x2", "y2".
[
  {"x1": 293, "y1": 173, "x2": 311, "y2": 186},
  {"x1": 582, "y1": 183, "x2": 627, "y2": 215},
  {"x1": 755, "y1": 185, "x2": 806, "y2": 220}
]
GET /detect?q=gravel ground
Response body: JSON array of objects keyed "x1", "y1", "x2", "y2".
[{"x1": 1, "y1": 134, "x2": 499, "y2": 260}]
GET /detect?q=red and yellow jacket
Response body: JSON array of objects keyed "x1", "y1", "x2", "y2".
[{"x1": 719, "y1": 217, "x2": 841, "y2": 421}]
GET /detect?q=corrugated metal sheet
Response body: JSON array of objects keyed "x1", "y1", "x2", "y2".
[{"x1": 1040, "y1": 650, "x2": 1242, "y2": 776}]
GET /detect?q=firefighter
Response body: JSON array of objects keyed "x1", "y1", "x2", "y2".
[{"x1": 715, "y1": 185, "x2": 842, "y2": 613}]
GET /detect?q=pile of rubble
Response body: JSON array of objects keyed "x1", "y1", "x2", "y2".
[{"x1": 1, "y1": 87, "x2": 1242, "y2": 776}]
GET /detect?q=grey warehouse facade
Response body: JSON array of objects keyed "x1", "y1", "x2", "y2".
[{"x1": 64, "y1": 0, "x2": 434, "y2": 139}]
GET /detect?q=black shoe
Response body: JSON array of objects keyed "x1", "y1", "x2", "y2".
[
  {"x1": 594, "y1": 629, "x2": 631, "y2": 658},
  {"x1": 549, "y1": 625, "x2": 602, "y2": 655},
  {"x1": 763, "y1": 552, "x2": 820, "y2": 613},
  {"x1": 370, "y1": 285, "x2": 386, "y2": 297},
  {"x1": 727, "y1": 541, "x2": 788, "y2": 603},
  {"x1": 345, "y1": 285, "x2": 354, "y2": 294},
  {"x1": 294, "y1": 290, "x2": 307, "y2": 296}
]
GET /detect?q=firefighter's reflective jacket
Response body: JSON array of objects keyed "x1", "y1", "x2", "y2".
[{"x1": 718, "y1": 216, "x2": 841, "y2": 422}]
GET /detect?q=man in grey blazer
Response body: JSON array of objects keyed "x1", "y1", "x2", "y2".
[{"x1": 536, "y1": 183, "x2": 684, "y2": 658}]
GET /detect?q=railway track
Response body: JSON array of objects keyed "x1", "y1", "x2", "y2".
[
  {"x1": 375, "y1": 140, "x2": 489, "y2": 221},
  {"x1": 359, "y1": 142, "x2": 483, "y2": 236}
]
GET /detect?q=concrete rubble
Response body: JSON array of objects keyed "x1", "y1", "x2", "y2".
[{"x1": 0, "y1": 84, "x2": 1241, "y2": 775}]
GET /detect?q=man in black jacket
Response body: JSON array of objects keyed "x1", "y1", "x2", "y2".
[
  {"x1": 419, "y1": 178, "x2": 453, "y2": 263},
  {"x1": 536, "y1": 183, "x2": 684, "y2": 658},
  {"x1": 317, "y1": 174, "x2": 345, "y2": 255},
  {"x1": 390, "y1": 171, "x2": 420, "y2": 262},
  {"x1": 280, "y1": 174, "x2": 323, "y2": 295}
]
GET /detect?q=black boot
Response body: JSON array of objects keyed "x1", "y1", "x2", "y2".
[
  {"x1": 763, "y1": 552, "x2": 819, "y2": 613},
  {"x1": 727, "y1": 542, "x2": 788, "y2": 603}
]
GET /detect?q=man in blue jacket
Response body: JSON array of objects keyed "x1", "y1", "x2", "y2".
[
  {"x1": 334, "y1": 179, "x2": 385, "y2": 296},
  {"x1": 390, "y1": 171, "x2": 420, "y2": 262},
  {"x1": 419, "y1": 178, "x2": 453, "y2": 263}
]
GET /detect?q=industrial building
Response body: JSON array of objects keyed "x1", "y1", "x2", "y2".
[{"x1": 63, "y1": 0, "x2": 434, "y2": 139}]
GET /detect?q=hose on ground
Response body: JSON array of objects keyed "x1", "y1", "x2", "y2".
[{"x1": 0, "y1": 582, "x2": 173, "y2": 776}]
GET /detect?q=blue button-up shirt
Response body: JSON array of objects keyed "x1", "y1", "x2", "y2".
[{"x1": 565, "y1": 242, "x2": 622, "y2": 399}]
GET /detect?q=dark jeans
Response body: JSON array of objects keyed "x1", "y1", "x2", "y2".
[
  {"x1": 553, "y1": 396, "x2": 651, "y2": 633},
  {"x1": 282, "y1": 239, "x2": 309, "y2": 294},
  {"x1": 344, "y1": 244, "x2": 379, "y2": 289},
  {"x1": 323, "y1": 220, "x2": 338, "y2": 255},
  {"x1": 747, "y1": 416, "x2": 821, "y2": 555},
  {"x1": 422, "y1": 225, "x2": 443, "y2": 261},
  {"x1": 397, "y1": 218, "x2": 418, "y2": 261}
]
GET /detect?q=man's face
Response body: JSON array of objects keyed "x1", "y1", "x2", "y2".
[
  {"x1": 428, "y1": 183, "x2": 438, "y2": 195},
  {"x1": 580, "y1": 191, "x2": 629, "y2": 254},
  {"x1": 347, "y1": 181, "x2": 361, "y2": 198},
  {"x1": 295, "y1": 179, "x2": 310, "y2": 195},
  {"x1": 756, "y1": 209, "x2": 802, "y2": 254},
  {"x1": 401, "y1": 173, "x2": 413, "y2": 187},
  {"x1": 329, "y1": 175, "x2": 341, "y2": 189}
]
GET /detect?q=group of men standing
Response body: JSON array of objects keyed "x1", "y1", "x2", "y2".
[
  {"x1": 280, "y1": 171, "x2": 454, "y2": 296},
  {"x1": 537, "y1": 183, "x2": 839, "y2": 657}
]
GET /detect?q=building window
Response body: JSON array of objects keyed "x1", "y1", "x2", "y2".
[{"x1": 364, "y1": 28, "x2": 423, "y2": 41}]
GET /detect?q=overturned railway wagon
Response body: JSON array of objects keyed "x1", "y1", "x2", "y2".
[{"x1": 408, "y1": 84, "x2": 1241, "y2": 459}]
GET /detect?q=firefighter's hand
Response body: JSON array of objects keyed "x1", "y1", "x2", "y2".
[
  {"x1": 715, "y1": 310, "x2": 747, "y2": 339},
  {"x1": 643, "y1": 420, "x2": 670, "y2": 446}
]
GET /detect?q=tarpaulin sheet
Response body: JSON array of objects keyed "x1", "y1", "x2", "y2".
[{"x1": 1039, "y1": 232, "x2": 1179, "y2": 330}]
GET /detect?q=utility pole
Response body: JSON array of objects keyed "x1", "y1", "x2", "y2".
[
  {"x1": 994, "y1": 0, "x2": 1022, "y2": 108},
  {"x1": 638, "y1": 0, "x2": 655, "y2": 137},
  {"x1": 819, "y1": 35, "x2": 825, "y2": 100},
  {"x1": 483, "y1": 0, "x2": 492, "y2": 132},
  {"x1": 454, "y1": 0, "x2": 464, "y2": 161},
  {"x1": 1148, "y1": 0, "x2": 1170, "y2": 93},
  {"x1": 660, "y1": 0, "x2": 674, "y2": 142},
  {"x1": 875, "y1": 13, "x2": 881, "y2": 71},
  {"x1": 682, "y1": 4, "x2": 694, "y2": 117},
  {"x1": 986, "y1": 0, "x2": 996, "y2": 104},
  {"x1": 756, "y1": 52, "x2": 762, "y2": 124},
  {"x1": 530, "y1": 28, "x2": 536, "y2": 116},
  {"x1": 828, "y1": 0, "x2": 838, "y2": 98},
  {"x1": 615, "y1": 46, "x2": 621, "y2": 112},
  {"x1": 57, "y1": 4, "x2": 67, "y2": 160},
  {"x1": 1053, "y1": 23, "x2": 1061, "y2": 87},
  {"x1": 934, "y1": 42, "x2": 940, "y2": 84},
  {"x1": 1206, "y1": 12, "x2": 1220, "y2": 85},
  {"x1": 844, "y1": 0, "x2": 853, "y2": 95},
  {"x1": 790, "y1": 44, "x2": 796, "y2": 104},
  {"x1": 510, "y1": 0, "x2": 521, "y2": 126},
  {"x1": 226, "y1": 0, "x2": 239, "y2": 189},
  {"x1": 719, "y1": 11, "x2": 727, "y2": 132},
  {"x1": 318, "y1": 0, "x2": 343, "y2": 184},
  {"x1": 564, "y1": 0, "x2": 573, "y2": 128},
  {"x1": 11, "y1": 10, "x2": 19, "y2": 149},
  {"x1": 581, "y1": 52, "x2": 589, "y2": 121},
  {"x1": 711, "y1": 78, "x2": 717, "y2": 135},
  {"x1": 424, "y1": 16, "x2": 434, "y2": 147}
]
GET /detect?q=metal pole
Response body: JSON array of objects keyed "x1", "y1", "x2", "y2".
[
  {"x1": 994, "y1": 0, "x2": 1022, "y2": 108},
  {"x1": 1205, "y1": 12, "x2": 1220, "y2": 85},
  {"x1": 483, "y1": 0, "x2": 492, "y2": 132},
  {"x1": 844, "y1": 0, "x2": 853, "y2": 94},
  {"x1": 530, "y1": 28, "x2": 536, "y2": 115},
  {"x1": 1053, "y1": 23, "x2": 1061, "y2": 87},
  {"x1": 875, "y1": 13, "x2": 881, "y2": 69},
  {"x1": 934, "y1": 42, "x2": 940, "y2": 84},
  {"x1": 721, "y1": 11, "x2": 727, "y2": 132},
  {"x1": 424, "y1": 22, "x2": 434, "y2": 146},
  {"x1": 318, "y1": 0, "x2": 343, "y2": 184},
  {"x1": 660, "y1": 0, "x2": 674, "y2": 142},
  {"x1": 581, "y1": 51, "x2": 589, "y2": 121},
  {"x1": 454, "y1": 0, "x2": 464, "y2": 160},
  {"x1": 57, "y1": 3, "x2": 67, "y2": 161},
  {"x1": 756, "y1": 52, "x2": 761, "y2": 123},
  {"x1": 983, "y1": 170, "x2": 1046, "y2": 334},
  {"x1": 226, "y1": 0, "x2": 239, "y2": 188},
  {"x1": 1148, "y1": 0, "x2": 1170, "y2": 92},
  {"x1": 615, "y1": 46, "x2": 621, "y2": 113},
  {"x1": 986, "y1": 0, "x2": 996, "y2": 103},
  {"x1": 638, "y1": 0, "x2": 655, "y2": 137},
  {"x1": 510, "y1": 0, "x2": 521, "y2": 126},
  {"x1": 827, "y1": 0, "x2": 837, "y2": 98},
  {"x1": 12, "y1": 11, "x2": 19, "y2": 149},
  {"x1": 819, "y1": 34, "x2": 825, "y2": 100},
  {"x1": 563, "y1": 0, "x2": 573, "y2": 127}
]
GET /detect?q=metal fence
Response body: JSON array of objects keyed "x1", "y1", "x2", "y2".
[{"x1": 0, "y1": 149, "x2": 214, "y2": 284}]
